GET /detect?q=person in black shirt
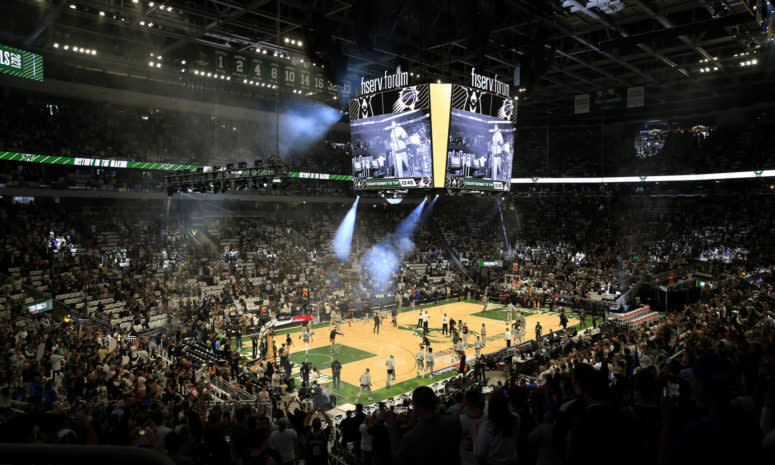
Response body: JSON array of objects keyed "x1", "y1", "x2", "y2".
[
  {"x1": 302, "y1": 409, "x2": 333, "y2": 465},
  {"x1": 373, "y1": 313, "x2": 381, "y2": 334},
  {"x1": 339, "y1": 410, "x2": 360, "y2": 452},
  {"x1": 330, "y1": 359, "x2": 342, "y2": 389},
  {"x1": 329, "y1": 329, "x2": 344, "y2": 353},
  {"x1": 251, "y1": 335, "x2": 258, "y2": 358}
]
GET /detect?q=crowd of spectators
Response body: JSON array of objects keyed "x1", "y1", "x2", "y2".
[{"x1": 1, "y1": 190, "x2": 775, "y2": 464}]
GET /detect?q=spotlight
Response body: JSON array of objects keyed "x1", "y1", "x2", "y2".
[
  {"x1": 284, "y1": 37, "x2": 289, "y2": 43},
  {"x1": 69, "y1": 4, "x2": 76, "y2": 9},
  {"x1": 148, "y1": 22, "x2": 153, "y2": 27},
  {"x1": 99, "y1": 11, "x2": 105, "y2": 16},
  {"x1": 53, "y1": 43, "x2": 59, "y2": 48},
  {"x1": 149, "y1": 61, "x2": 154, "y2": 67},
  {"x1": 157, "y1": 55, "x2": 162, "y2": 60},
  {"x1": 298, "y1": 41, "x2": 302, "y2": 46},
  {"x1": 64, "y1": 45, "x2": 69, "y2": 50},
  {"x1": 156, "y1": 63, "x2": 161, "y2": 68},
  {"x1": 181, "y1": 60, "x2": 186, "y2": 64},
  {"x1": 140, "y1": 21, "x2": 145, "y2": 25},
  {"x1": 262, "y1": 50, "x2": 267, "y2": 54}
]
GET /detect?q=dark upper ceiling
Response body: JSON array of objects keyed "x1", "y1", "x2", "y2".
[{"x1": 2, "y1": 0, "x2": 773, "y2": 123}]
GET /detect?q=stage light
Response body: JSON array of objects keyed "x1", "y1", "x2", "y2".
[
  {"x1": 149, "y1": 61, "x2": 154, "y2": 67},
  {"x1": 298, "y1": 41, "x2": 303, "y2": 46},
  {"x1": 262, "y1": 50, "x2": 267, "y2": 54},
  {"x1": 63, "y1": 45, "x2": 69, "y2": 50},
  {"x1": 181, "y1": 60, "x2": 186, "y2": 64},
  {"x1": 99, "y1": 11, "x2": 105, "y2": 16},
  {"x1": 157, "y1": 55, "x2": 162, "y2": 60},
  {"x1": 53, "y1": 43, "x2": 59, "y2": 48},
  {"x1": 140, "y1": 21, "x2": 145, "y2": 25},
  {"x1": 148, "y1": 22, "x2": 153, "y2": 27},
  {"x1": 333, "y1": 197, "x2": 359, "y2": 261},
  {"x1": 149, "y1": 1, "x2": 154, "y2": 6},
  {"x1": 69, "y1": 4, "x2": 76, "y2": 9},
  {"x1": 284, "y1": 38, "x2": 289, "y2": 43}
]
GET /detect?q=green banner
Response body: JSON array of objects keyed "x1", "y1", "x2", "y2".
[
  {"x1": 0, "y1": 151, "x2": 202, "y2": 171},
  {"x1": 362, "y1": 179, "x2": 403, "y2": 188},
  {"x1": 478, "y1": 260, "x2": 503, "y2": 268},
  {"x1": 26, "y1": 299, "x2": 53, "y2": 314},
  {"x1": 0, "y1": 43, "x2": 43, "y2": 82},
  {"x1": 461, "y1": 179, "x2": 508, "y2": 191},
  {"x1": 0, "y1": 150, "x2": 353, "y2": 181}
]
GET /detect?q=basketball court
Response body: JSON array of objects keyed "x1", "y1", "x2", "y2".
[{"x1": 255, "y1": 301, "x2": 578, "y2": 404}]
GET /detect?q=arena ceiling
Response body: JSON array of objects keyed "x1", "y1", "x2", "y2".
[{"x1": 2, "y1": 0, "x2": 772, "y2": 120}]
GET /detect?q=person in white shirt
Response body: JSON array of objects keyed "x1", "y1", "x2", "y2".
[
  {"x1": 442, "y1": 314, "x2": 449, "y2": 335},
  {"x1": 271, "y1": 419, "x2": 297, "y2": 465},
  {"x1": 50, "y1": 350, "x2": 65, "y2": 381},
  {"x1": 355, "y1": 368, "x2": 373, "y2": 402},
  {"x1": 385, "y1": 355, "x2": 396, "y2": 387},
  {"x1": 416, "y1": 348, "x2": 425, "y2": 377},
  {"x1": 505, "y1": 327, "x2": 513, "y2": 348},
  {"x1": 474, "y1": 337, "x2": 484, "y2": 358},
  {"x1": 424, "y1": 348, "x2": 435, "y2": 378}
]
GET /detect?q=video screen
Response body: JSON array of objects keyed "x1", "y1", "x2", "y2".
[
  {"x1": 350, "y1": 110, "x2": 432, "y2": 182},
  {"x1": 446, "y1": 85, "x2": 516, "y2": 191},
  {"x1": 447, "y1": 110, "x2": 514, "y2": 183},
  {"x1": 349, "y1": 84, "x2": 432, "y2": 188}
]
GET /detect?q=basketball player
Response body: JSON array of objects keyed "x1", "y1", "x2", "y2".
[
  {"x1": 424, "y1": 348, "x2": 434, "y2": 378},
  {"x1": 387, "y1": 121, "x2": 410, "y2": 177},
  {"x1": 481, "y1": 293, "x2": 489, "y2": 312},
  {"x1": 299, "y1": 328, "x2": 313, "y2": 356},
  {"x1": 415, "y1": 347, "x2": 425, "y2": 377},
  {"x1": 385, "y1": 355, "x2": 396, "y2": 387},
  {"x1": 474, "y1": 336, "x2": 483, "y2": 358},
  {"x1": 442, "y1": 313, "x2": 449, "y2": 335},
  {"x1": 506, "y1": 302, "x2": 515, "y2": 323},
  {"x1": 355, "y1": 368, "x2": 373, "y2": 402},
  {"x1": 329, "y1": 328, "x2": 344, "y2": 353},
  {"x1": 490, "y1": 126, "x2": 504, "y2": 180}
]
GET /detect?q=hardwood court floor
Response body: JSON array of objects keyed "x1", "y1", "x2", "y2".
[{"x1": 281, "y1": 301, "x2": 577, "y2": 392}]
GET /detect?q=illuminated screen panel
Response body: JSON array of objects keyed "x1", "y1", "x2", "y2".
[
  {"x1": 445, "y1": 85, "x2": 516, "y2": 191},
  {"x1": 349, "y1": 84, "x2": 433, "y2": 189}
]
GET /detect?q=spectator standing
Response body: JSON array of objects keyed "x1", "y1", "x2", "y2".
[{"x1": 474, "y1": 390, "x2": 520, "y2": 465}]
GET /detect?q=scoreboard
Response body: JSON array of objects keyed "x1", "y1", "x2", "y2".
[{"x1": 349, "y1": 82, "x2": 517, "y2": 192}]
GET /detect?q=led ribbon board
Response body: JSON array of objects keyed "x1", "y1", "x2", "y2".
[{"x1": 0, "y1": 43, "x2": 43, "y2": 82}]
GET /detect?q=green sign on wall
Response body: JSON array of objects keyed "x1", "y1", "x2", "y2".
[{"x1": 0, "y1": 43, "x2": 43, "y2": 82}]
